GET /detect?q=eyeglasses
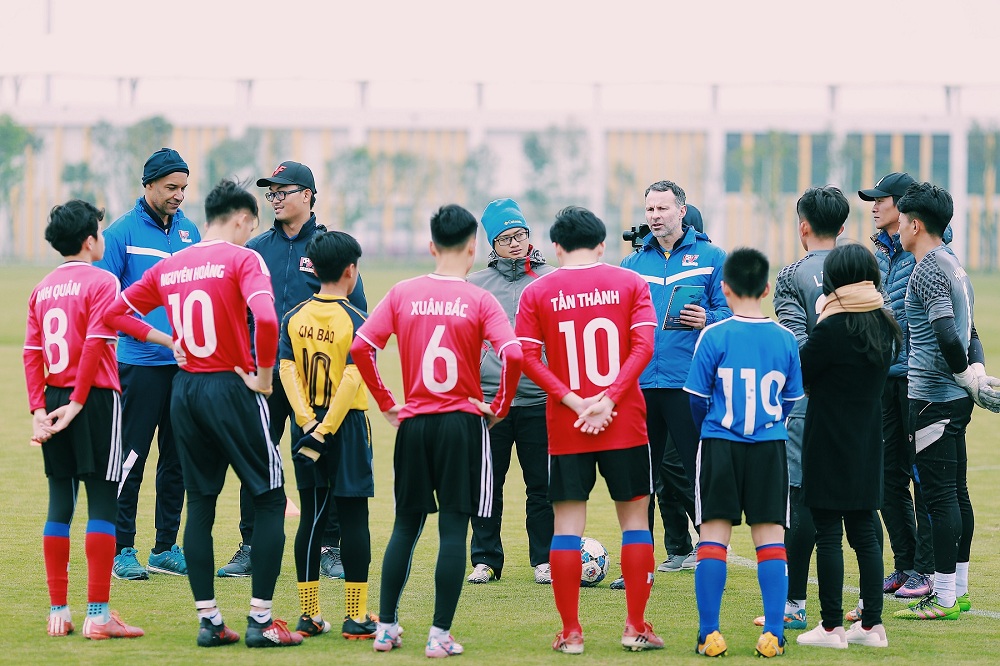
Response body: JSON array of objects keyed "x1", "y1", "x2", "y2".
[
  {"x1": 264, "y1": 187, "x2": 306, "y2": 203},
  {"x1": 495, "y1": 230, "x2": 529, "y2": 246}
]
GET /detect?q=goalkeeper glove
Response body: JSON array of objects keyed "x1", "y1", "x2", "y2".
[
  {"x1": 292, "y1": 431, "x2": 328, "y2": 465},
  {"x1": 954, "y1": 363, "x2": 1000, "y2": 413}
]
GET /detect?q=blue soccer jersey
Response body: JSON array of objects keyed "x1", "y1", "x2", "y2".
[{"x1": 684, "y1": 316, "x2": 804, "y2": 443}]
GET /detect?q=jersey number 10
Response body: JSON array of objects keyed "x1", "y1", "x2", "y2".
[
  {"x1": 558, "y1": 318, "x2": 621, "y2": 391},
  {"x1": 168, "y1": 290, "x2": 218, "y2": 358}
]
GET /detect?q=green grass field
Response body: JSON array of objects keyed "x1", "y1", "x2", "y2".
[{"x1": 2, "y1": 260, "x2": 999, "y2": 665}]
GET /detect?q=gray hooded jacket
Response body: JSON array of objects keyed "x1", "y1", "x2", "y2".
[{"x1": 468, "y1": 247, "x2": 555, "y2": 406}]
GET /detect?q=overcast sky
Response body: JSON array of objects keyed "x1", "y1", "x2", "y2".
[
  {"x1": 2, "y1": 0, "x2": 1000, "y2": 114},
  {"x1": 2, "y1": 0, "x2": 998, "y2": 83}
]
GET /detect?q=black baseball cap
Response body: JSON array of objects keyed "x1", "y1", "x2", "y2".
[
  {"x1": 256, "y1": 161, "x2": 317, "y2": 193},
  {"x1": 858, "y1": 172, "x2": 914, "y2": 201}
]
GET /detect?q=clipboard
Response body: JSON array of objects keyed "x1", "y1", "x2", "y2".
[{"x1": 662, "y1": 284, "x2": 705, "y2": 330}]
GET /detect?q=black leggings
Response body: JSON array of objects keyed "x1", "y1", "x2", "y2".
[
  {"x1": 786, "y1": 485, "x2": 816, "y2": 601},
  {"x1": 811, "y1": 508, "x2": 883, "y2": 629},
  {"x1": 380, "y1": 511, "x2": 468, "y2": 630},
  {"x1": 48, "y1": 476, "x2": 117, "y2": 525},
  {"x1": 186, "y1": 487, "x2": 285, "y2": 602},
  {"x1": 295, "y1": 488, "x2": 370, "y2": 583}
]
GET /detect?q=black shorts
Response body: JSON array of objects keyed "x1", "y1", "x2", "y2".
[
  {"x1": 170, "y1": 371, "x2": 284, "y2": 497},
  {"x1": 695, "y1": 438, "x2": 788, "y2": 527},
  {"x1": 548, "y1": 444, "x2": 652, "y2": 503},
  {"x1": 292, "y1": 409, "x2": 374, "y2": 496},
  {"x1": 393, "y1": 412, "x2": 490, "y2": 517},
  {"x1": 42, "y1": 387, "x2": 122, "y2": 482}
]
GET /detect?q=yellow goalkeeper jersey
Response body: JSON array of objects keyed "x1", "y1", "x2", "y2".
[{"x1": 278, "y1": 294, "x2": 369, "y2": 436}]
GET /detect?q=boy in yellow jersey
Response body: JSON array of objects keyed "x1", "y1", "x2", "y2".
[{"x1": 278, "y1": 230, "x2": 377, "y2": 640}]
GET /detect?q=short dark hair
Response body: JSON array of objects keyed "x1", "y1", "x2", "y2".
[
  {"x1": 306, "y1": 230, "x2": 362, "y2": 283},
  {"x1": 723, "y1": 247, "x2": 769, "y2": 298},
  {"x1": 204, "y1": 178, "x2": 258, "y2": 224},
  {"x1": 644, "y1": 180, "x2": 686, "y2": 206},
  {"x1": 45, "y1": 200, "x2": 104, "y2": 256},
  {"x1": 550, "y1": 206, "x2": 606, "y2": 252},
  {"x1": 822, "y1": 243, "x2": 902, "y2": 365},
  {"x1": 897, "y1": 182, "x2": 953, "y2": 237},
  {"x1": 430, "y1": 204, "x2": 478, "y2": 249},
  {"x1": 308, "y1": 191, "x2": 316, "y2": 210},
  {"x1": 796, "y1": 186, "x2": 849, "y2": 237}
]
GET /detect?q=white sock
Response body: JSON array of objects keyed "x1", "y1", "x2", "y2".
[
  {"x1": 50, "y1": 606, "x2": 72, "y2": 620},
  {"x1": 377, "y1": 621, "x2": 400, "y2": 637},
  {"x1": 249, "y1": 609, "x2": 271, "y2": 624},
  {"x1": 934, "y1": 572, "x2": 957, "y2": 607},
  {"x1": 429, "y1": 625, "x2": 450, "y2": 641},
  {"x1": 955, "y1": 562, "x2": 969, "y2": 597},
  {"x1": 857, "y1": 598, "x2": 864, "y2": 610},
  {"x1": 198, "y1": 609, "x2": 223, "y2": 626},
  {"x1": 786, "y1": 599, "x2": 805, "y2": 614},
  {"x1": 249, "y1": 597, "x2": 272, "y2": 625},
  {"x1": 195, "y1": 599, "x2": 223, "y2": 626}
]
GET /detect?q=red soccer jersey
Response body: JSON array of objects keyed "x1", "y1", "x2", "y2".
[
  {"x1": 118, "y1": 240, "x2": 277, "y2": 373},
  {"x1": 516, "y1": 263, "x2": 657, "y2": 455},
  {"x1": 353, "y1": 274, "x2": 520, "y2": 421},
  {"x1": 24, "y1": 262, "x2": 121, "y2": 411}
]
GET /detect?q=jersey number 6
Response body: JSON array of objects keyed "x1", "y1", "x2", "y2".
[{"x1": 421, "y1": 325, "x2": 458, "y2": 393}]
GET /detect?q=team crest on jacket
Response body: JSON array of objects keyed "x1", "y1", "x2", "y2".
[
  {"x1": 179, "y1": 229, "x2": 192, "y2": 243},
  {"x1": 299, "y1": 256, "x2": 315, "y2": 274},
  {"x1": 682, "y1": 254, "x2": 699, "y2": 266}
]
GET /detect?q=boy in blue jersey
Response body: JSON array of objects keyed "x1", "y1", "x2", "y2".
[{"x1": 684, "y1": 248, "x2": 804, "y2": 658}]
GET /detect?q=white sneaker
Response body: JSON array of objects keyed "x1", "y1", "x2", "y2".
[
  {"x1": 844, "y1": 622, "x2": 888, "y2": 648},
  {"x1": 467, "y1": 563, "x2": 497, "y2": 584},
  {"x1": 796, "y1": 623, "x2": 847, "y2": 649},
  {"x1": 534, "y1": 563, "x2": 552, "y2": 584}
]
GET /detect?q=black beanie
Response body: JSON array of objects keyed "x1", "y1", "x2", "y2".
[{"x1": 142, "y1": 148, "x2": 189, "y2": 186}]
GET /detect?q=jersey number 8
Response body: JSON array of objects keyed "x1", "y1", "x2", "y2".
[{"x1": 42, "y1": 307, "x2": 70, "y2": 374}]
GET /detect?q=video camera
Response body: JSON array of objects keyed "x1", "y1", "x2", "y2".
[
  {"x1": 622, "y1": 203, "x2": 705, "y2": 252},
  {"x1": 622, "y1": 223, "x2": 650, "y2": 250}
]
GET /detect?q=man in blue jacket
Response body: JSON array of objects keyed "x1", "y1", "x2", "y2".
[
  {"x1": 616, "y1": 181, "x2": 730, "y2": 586},
  {"x1": 97, "y1": 148, "x2": 201, "y2": 580},
  {"x1": 860, "y1": 172, "x2": 936, "y2": 606},
  {"x1": 218, "y1": 160, "x2": 366, "y2": 581}
]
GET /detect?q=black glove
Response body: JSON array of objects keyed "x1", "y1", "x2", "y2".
[{"x1": 293, "y1": 431, "x2": 328, "y2": 466}]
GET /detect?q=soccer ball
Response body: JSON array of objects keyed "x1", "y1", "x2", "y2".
[{"x1": 580, "y1": 536, "x2": 610, "y2": 587}]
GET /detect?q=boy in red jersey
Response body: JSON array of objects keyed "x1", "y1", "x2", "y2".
[
  {"x1": 24, "y1": 200, "x2": 160, "y2": 640},
  {"x1": 103, "y1": 179, "x2": 301, "y2": 649},
  {"x1": 515, "y1": 206, "x2": 662, "y2": 654},
  {"x1": 350, "y1": 204, "x2": 523, "y2": 658}
]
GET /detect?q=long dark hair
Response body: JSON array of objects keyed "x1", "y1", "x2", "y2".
[{"x1": 822, "y1": 244, "x2": 902, "y2": 365}]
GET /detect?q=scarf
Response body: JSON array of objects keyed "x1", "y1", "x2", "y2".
[{"x1": 815, "y1": 281, "x2": 885, "y2": 322}]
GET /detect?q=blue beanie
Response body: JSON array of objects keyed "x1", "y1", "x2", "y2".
[
  {"x1": 142, "y1": 148, "x2": 189, "y2": 186},
  {"x1": 481, "y1": 198, "x2": 529, "y2": 245}
]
